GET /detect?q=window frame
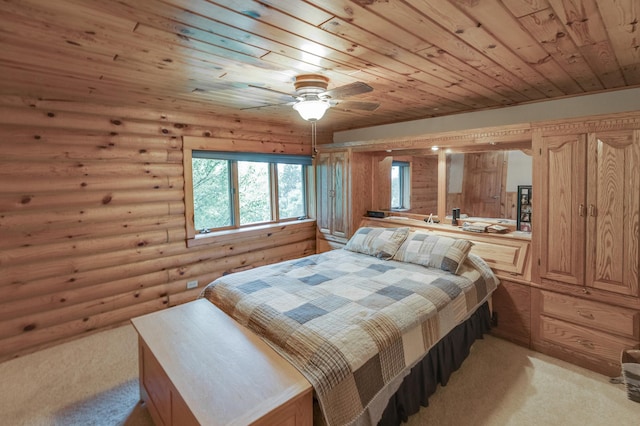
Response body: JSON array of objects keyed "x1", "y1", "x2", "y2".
[{"x1": 183, "y1": 137, "x2": 314, "y2": 246}]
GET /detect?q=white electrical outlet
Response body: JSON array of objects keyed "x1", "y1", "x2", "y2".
[{"x1": 186, "y1": 280, "x2": 198, "y2": 289}]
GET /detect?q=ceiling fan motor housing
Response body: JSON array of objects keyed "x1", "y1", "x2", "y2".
[{"x1": 294, "y1": 74, "x2": 329, "y2": 98}]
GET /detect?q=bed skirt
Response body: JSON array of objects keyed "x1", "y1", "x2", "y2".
[{"x1": 378, "y1": 302, "x2": 492, "y2": 425}]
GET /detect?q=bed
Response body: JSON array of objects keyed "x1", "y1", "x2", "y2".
[{"x1": 200, "y1": 226, "x2": 499, "y2": 426}]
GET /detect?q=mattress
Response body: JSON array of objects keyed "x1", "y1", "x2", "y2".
[{"x1": 201, "y1": 248, "x2": 498, "y2": 426}]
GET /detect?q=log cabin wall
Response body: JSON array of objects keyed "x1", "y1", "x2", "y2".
[{"x1": 0, "y1": 97, "x2": 319, "y2": 361}]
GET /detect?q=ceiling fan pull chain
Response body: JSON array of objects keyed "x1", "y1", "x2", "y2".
[{"x1": 311, "y1": 121, "x2": 317, "y2": 156}]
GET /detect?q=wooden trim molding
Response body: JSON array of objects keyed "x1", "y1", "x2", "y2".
[
  {"x1": 533, "y1": 111, "x2": 640, "y2": 135},
  {"x1": 183, "y1": 136, "x2": 311, "y2": 155},
  {"x1": 321, "y1": 123, "x2": 532, "y2": 151},
  {"x1": 323, "y1": 111, "x2": 640, "y2": 153}
]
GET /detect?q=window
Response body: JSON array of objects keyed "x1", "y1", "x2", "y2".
[
  {"x1": 188, "y1": 150, "x2": 312, "y2": 237},
  {"x1": 391, "y1": 161, "x2": 410, "y2": 209}
]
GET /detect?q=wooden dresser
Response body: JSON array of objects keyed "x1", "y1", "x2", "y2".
[{"x1": 131, "y1": 299, "x2": 312, "y2": 426}]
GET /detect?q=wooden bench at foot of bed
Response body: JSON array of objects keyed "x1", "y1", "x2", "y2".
[{"x1": 131, "y1": 299, "x2": 313, "y2": 426}]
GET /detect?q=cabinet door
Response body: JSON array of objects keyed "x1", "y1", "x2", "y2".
[
  {"x1": 539, "y1": 134, "x2": 587, "y2": 286},
  {"x1": 316, "y1": 153, "x2": 331, "y2": 235},
  {"x1": 331, "y1": 151, "x2": 349, "y2": 239},
  {"x1": 315, "y1": 152, "x2": 349, "y2": 239},
  {"x1": 586, "y1": 130, "x2": 640, "y2": 297}
]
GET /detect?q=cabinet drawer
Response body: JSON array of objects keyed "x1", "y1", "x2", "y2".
[
  {"x1": 539, "y1": 290, "x2": 639, "y2": 339},
  {"x1": 539, "y1": 316, "x2": 638, "y2": 364}
]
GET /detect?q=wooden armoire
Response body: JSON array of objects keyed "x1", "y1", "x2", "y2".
[{"x1": 532, "y1": 118, "x2": 640, "y2": 376}]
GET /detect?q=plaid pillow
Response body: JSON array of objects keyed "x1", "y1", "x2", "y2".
[
  {"x1": 344, "y1": 227, "x2": 410, "y2": 260},
  {"x1": 456, "y1": 252, "x2": 500, "y2": 289},
  {"x1": 393, "y1": 230, "x2": 473, "y2": 274}
]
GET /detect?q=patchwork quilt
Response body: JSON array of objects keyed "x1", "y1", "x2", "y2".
[{"x1": 201, "y1": 249, "x2": 498, "y2": 426}]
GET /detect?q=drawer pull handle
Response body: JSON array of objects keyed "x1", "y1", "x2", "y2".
[
  {"x1": 578, "y1": 311, "x2": 594, "y2": 320},
  {"x1": 577, "y1": 339, "x2": 595, "y2": 350}
]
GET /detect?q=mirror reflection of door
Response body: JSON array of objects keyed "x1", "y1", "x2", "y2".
[{"x1": 462, "y1": 151, "x2": 506, "y2": 218}]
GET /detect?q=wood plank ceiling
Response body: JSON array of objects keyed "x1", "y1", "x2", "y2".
[{"x1": 0, "y1": 0, "x2": 638, "y2": 133}]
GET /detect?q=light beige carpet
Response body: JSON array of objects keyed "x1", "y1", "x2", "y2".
[{"x1": 0, "y1": 324, "x2": 637, "y2": 425}]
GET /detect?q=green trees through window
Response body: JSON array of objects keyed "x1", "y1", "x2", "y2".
[
  {"x1": 192, "y1": 158, "x2": 231, "y2": 231},
  {"x1": 192, "y1": 152, "x2": 310, "y2": 233}
]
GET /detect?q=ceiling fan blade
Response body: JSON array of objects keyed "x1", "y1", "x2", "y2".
[
  {"x1": 247, "y1": 84, "x2": 297, "y2": 99},
  {"x1": 334, "y1": 100, "x2": 380, "y2": 111},
  {"x1": 321, "y1": 81, "x2": 373, "y2": 99},
  {"x1": 240, "y1": 101, "x2": 295, "y2": 110}
]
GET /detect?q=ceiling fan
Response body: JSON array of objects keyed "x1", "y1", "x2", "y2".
[{"x1": 246, "y1": 74, "x2": 380, "y2": 122}]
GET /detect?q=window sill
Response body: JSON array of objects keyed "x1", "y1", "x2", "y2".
[{"x1": 186, "y1": 218, "x2": 316, "y2": 248}]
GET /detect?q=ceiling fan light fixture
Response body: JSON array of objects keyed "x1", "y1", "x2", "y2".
[{"x1": 293, "y1": 99, "x2": 330, "y2": 121}]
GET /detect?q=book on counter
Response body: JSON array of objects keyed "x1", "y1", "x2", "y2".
[
  {"x1": 462, "y1": 221, "x2": 491, "y2": 232},
  {"x1": 462, "y1": 221, "x2": 510, "y2": 233},
  {"x1": 486, "y1": 224, "x2": 509, "y2": 233}
]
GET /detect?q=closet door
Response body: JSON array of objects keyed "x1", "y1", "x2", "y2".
[
  {"x1": 586, "y1": 130, "x2": 640, "y2": 297},
  {"x1": 316, "y1": 153, "x2": 331, "y2": 235},
  {"x1": 539, "y1": 134, "x2": 587, "y2": 286},
  {"x1": 330, "y1": 151, "x2": 349, "y2": 239},
  {"x1": 315, "y1": 151, "x2": 349, "y2": 239}
]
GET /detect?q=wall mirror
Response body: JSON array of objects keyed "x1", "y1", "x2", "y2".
[
  {"x1": 370, "y1": 142, "x2": 532, "y2": 225},
  {"x1": 446, "y1": 149, "x2": 532, "y2": 221}
]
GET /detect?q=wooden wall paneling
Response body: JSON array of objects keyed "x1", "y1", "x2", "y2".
[
  {"x1": 437, "y1": 150, "x2": 447, "y2": 221},
  {"x1": 504, "y1": 192, "x2": 518, "y2": 220},
  {"x1": 0, "y1": 270, "x2": 171, "y2": 324},
  {"x1": 0, "y1": 298, "x2": 169, "y2": 360},
  {"x1": 446, "y1": 193, "x2": 463, "y2": 216},
  {"x1": 0, "y1": 229, "x2": 169, "y2": 267},
  {"x1": 490, "y1": 279, "x2": 531, "y2": 347},
  {"x1": 166, "y1": 228, "x2": 317, "y2": 285},
  {"x1": 0, "y1": 97, "x2": 314, "y2": 141},
  {"x1": 0, "y1": 214, "x2": 185, "y2": 252},
  {"x1": 165, "y1": 238, "x2": 316, "y2": 300},
  {"x1": 1, "y1": 187, "x2": 187, "y2": 211},
  {"x1": 0, "y1": 97, "x2": 316, "y2": 360},
  {"x1": 408, "y1": 155, "x2": 438, "y2": 214},
  {"x1": 0, "y1": 284, "x2": 170, "y2": 341},
  {"x1": 1, "y1": 240, "x2": 188, "y2": 292},
  {"x1": 0, "y1": 103, "x2": 311, "y2": 144},
  {"x1": 373, "y1": 155, "x2": 392, "y2": 211}
]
